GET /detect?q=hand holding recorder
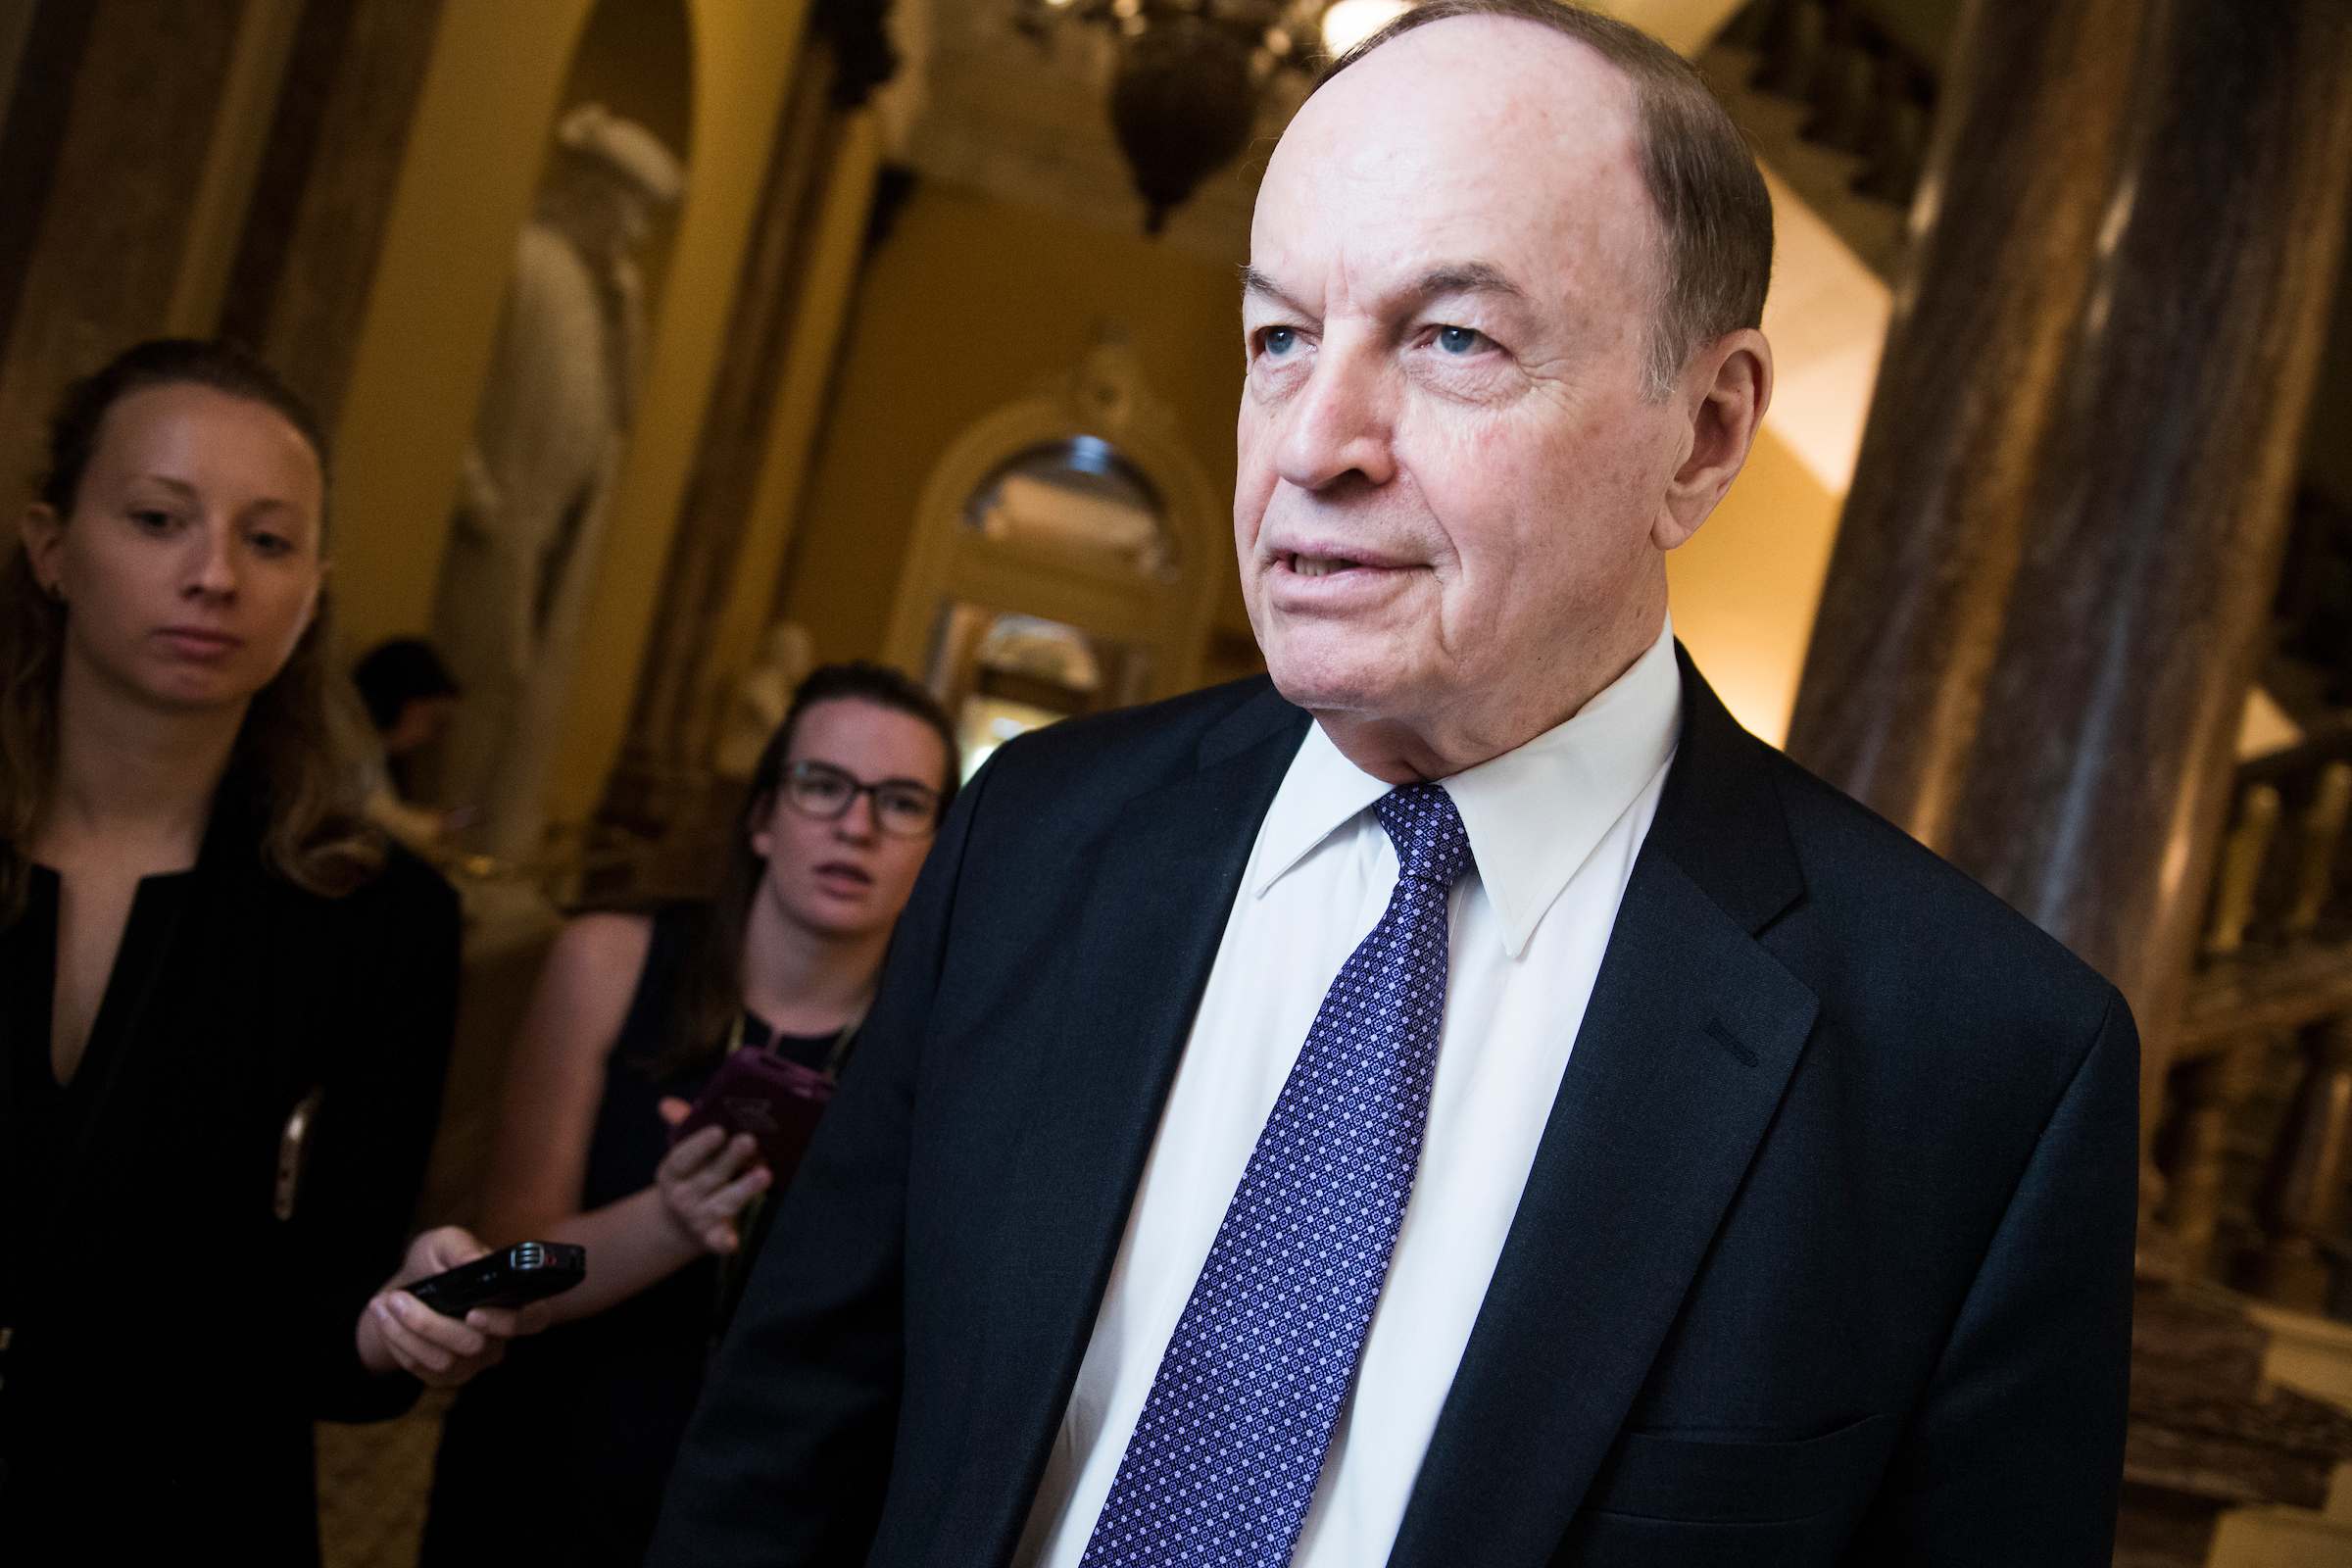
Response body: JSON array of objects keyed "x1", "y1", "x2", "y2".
[{"x1": 356, "y1": 1226, "x2": 563, "y2": 1389}]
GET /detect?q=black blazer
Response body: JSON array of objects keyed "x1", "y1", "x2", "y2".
[
  {"x1": 650, "y1": 651, "x2": 2139, "y2": 1568},
  {"x1": 0, "y1": 788, "x2": 460, "y2": 1566}
]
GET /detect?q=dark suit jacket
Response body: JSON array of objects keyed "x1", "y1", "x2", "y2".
[
  {"x1": 0, "y1": 780, "x2": 461, "y2": 1566},
  {"x1": 649, "y1": 651, "x2": 2139, "y2": 1567}
]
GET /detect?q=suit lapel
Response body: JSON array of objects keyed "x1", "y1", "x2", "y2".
[
  {"x1": 1389, "y1": 652, "x2": 1819, "y2": 1568},
  {"x1": 953, "y1": 690, "x2": 1310, "y2": 1562}
]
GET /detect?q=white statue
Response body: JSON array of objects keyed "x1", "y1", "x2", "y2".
[{"x1": 431, "y1": 103, "x2": 685, "y2": 863}]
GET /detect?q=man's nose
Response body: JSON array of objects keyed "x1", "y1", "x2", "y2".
[{"x1": 1275, "y1": 334, "x2": 1398, "y2": 494}]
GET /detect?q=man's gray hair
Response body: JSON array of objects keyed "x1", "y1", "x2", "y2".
[{"x1": 1320, "y1": 0, "x2": 1773, "y2": 401}]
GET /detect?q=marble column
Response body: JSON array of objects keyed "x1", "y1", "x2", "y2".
[
  {"x1": 0, "y1": 0, "x2": 247, "y2": 482},
  {"x1": 1784, "y1": 0, "x2": 2144, "y2": 841},
  {"x1": 1785, "y1": 0, "x2": 2352, "y2": 1221},
  {"x1": 0, "y1": 0, "x2": 440, "y2": 462},
  {"x1": 0, "y1": 4, "x2": 101, "y2": 361},
  {"x1": 217, "y1": 0, "x2": 447, "y2": 429}
]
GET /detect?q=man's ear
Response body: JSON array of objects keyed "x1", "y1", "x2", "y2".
[
  {"x1": 1652, "y1": 327, "x2": 1773, "y2": 551},
  {"x1": 21, "y1": 502, "x2": 64, "y2": 593}
]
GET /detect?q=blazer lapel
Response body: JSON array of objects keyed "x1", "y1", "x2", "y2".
[
  {"x1": 949, "y1": 689, "x2": 1310, "y2": 1564},
  {"x1": 1389, "y1": 652, "x2": 1820, "y2": 1568}
]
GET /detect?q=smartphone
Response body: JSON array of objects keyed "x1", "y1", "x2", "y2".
[
  {"x1": 405, "y1": 1241, "x2": 587, "y2": 1317},
  {"x1": 668, "y1": 1049, "x2": 834, "y2": 1184}
]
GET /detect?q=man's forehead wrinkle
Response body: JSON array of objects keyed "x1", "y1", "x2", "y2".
[
  {"x1": 1240, "y1": 265, "x2": 1306, "y2": 311},
  {"x1": 1327, "y1": 259, "x2": 1531, "y2": 321},
  {"x1": 1414, "y1": 263, "x2": 1524, "y2": 300}
]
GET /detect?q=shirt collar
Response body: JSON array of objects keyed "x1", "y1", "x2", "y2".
[{"x1": 1250, "y1": 615, "x2": 1684, "y2": 958}]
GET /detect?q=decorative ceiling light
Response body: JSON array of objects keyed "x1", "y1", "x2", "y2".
[{"x1": 1019, "y1": 0, "x2": 1401, "y2": 234}]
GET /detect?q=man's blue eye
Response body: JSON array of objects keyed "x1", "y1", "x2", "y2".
[
  {"x1": 1263, "y1": 327, "x2": 1296, "y2": 356},
  {"x1": 1438, "y1": 326, "x2": 1482, "y2": 354}
]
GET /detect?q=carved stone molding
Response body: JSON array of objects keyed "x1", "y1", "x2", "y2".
[{"x1": 878, "y1": 318, "x2": 1223, "y2": 695}]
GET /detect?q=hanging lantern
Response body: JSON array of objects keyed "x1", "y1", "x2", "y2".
[
  {"x1": 1108, "y1": 14, "x2": 1261, "y2": 234},
  {"x1": 1019, "y1": 0, "x2": 1341, "y2": 235}
]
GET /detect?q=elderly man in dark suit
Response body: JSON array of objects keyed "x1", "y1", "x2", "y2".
[{"x1": 648, "y1": 4, "x2": 2139, "y2": 1565}]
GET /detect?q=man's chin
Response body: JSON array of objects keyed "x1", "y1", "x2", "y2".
[{"x1": 1262, "y1": 648, "x2": 1416, "y2": 723}]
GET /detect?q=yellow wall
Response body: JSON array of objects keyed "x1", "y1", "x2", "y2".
[
  {"x1": 1665, "y1": 423, "x2": 1842, "y2": 746},
  {"x1": 328, "y1": 0, "x2": 598, "y2": 659},
  {"x1": 779, "y1": 180, "x2": 1250, "y2": 673}
]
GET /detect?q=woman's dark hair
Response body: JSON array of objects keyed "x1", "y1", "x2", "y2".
[
  {"x1": 653, "y1": 661, "x2": 960, "y2": 1075},
  {"x1": 353, "y1": 637, "x2": 462, "y2": 733},
  {"x1": 0, "y1": 338, "x2": 380, "y2": 927}
]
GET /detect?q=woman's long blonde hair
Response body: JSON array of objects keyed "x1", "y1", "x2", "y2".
[{"x1": 0, "y1": 338, "x2": 384, "y2": 927}]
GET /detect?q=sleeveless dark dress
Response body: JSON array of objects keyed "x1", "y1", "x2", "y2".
[{"x1": 419, "y1": 904, "x2": 840, "y2": 1568}]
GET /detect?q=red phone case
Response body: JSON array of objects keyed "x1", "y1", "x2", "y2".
[{"x1": 668, "y1": 1048, "x2": 835, "y2": 1183}]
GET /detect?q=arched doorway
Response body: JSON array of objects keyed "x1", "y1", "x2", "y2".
[{"x1": 883, "y1": 325, "x2": 1223, "y2": 772}]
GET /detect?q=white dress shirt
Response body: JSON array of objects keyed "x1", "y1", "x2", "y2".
[{"x1": 1013, "y1": 617, "x2": 1684, "y2": 1568}]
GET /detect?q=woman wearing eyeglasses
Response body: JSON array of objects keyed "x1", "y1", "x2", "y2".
[{"x1": 419, "y1": 661, "x2": 958, "y2": 1568}]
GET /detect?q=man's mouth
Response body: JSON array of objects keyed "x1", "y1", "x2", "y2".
[{"x1": 1289, "y1": 554, "x2": 1366, "y2": 577}]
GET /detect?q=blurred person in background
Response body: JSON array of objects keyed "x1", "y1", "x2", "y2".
[
  {"x1": 0, "y1": 339, "x2": 543, "y2": 1566},
  {"x1": 418, "y1": 661, "x2": 957, "y2": 1568},
  {"x1": 353, "y1": 635, "x2": 468, "y2": 855}
]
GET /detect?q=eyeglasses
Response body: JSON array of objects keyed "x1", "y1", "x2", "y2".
[{"x1": 781, "y1": 760, "x2": 941, "y2": 839}]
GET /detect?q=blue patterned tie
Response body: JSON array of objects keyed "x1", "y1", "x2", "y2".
[{"x1": 1080, "y1": 783, "x2": 1475, "y2": 1568}]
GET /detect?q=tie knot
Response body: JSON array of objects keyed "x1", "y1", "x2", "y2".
[{"x1": 1372, "y1": 783, "x2": 1473, "y2": 888}]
